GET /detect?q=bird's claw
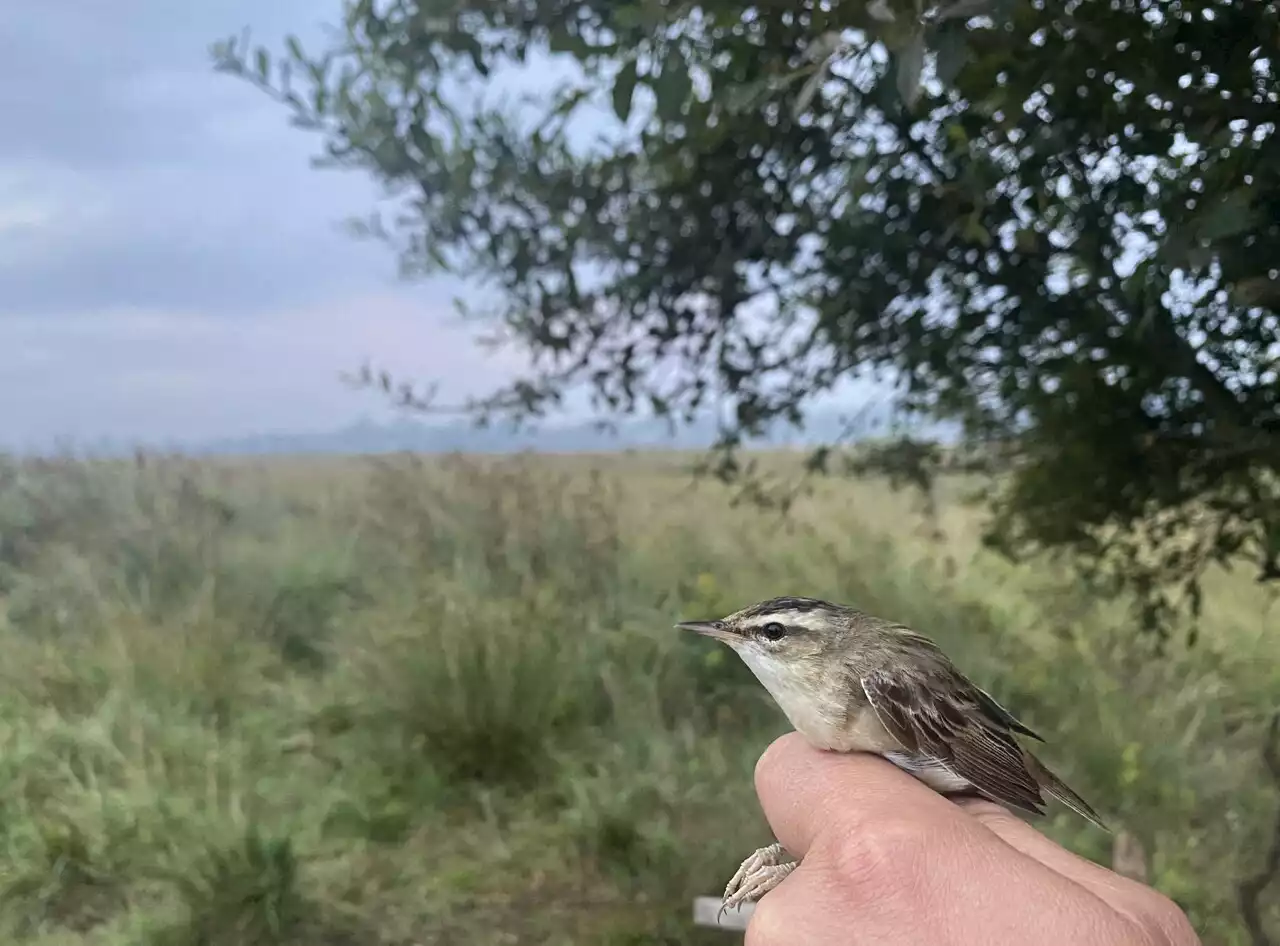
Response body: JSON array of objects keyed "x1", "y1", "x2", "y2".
[{"x1": 719, "y1": 841, "x2": 798, "y2": 920}]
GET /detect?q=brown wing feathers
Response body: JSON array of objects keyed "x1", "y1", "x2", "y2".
[
  {"x1": 861, "y1": 667, "x2": 1049, "y2": 816},
  {"x1": 950, "y1": 729, "x2": 1047, "y2": 815}
]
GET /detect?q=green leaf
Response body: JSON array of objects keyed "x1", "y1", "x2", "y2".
[
  {"x1": 1067, "y1": 256, "x2": 1092, "y2": 284},
  {"x1": 933, "y1": 21, "x2": 969, "y2": 87},
  {"x1": 654, "y1": 49, "x2": 691, "y2": 123},
  {"x1": 895, "y1": 31, "x2": 927, "y2": 109},
  {"x1": 870, "y1": 66, "x2": 904, "y2": 116},
  {"x1": 935, "y1": 0, "x2": 993, "y2": 22},
  {"x1": 792, "y1": 64, "x2": 828, "y2": 119},
  {"x1": 867, "y1": 0, "x2": 897, "y2": 23},
  {"x1": 285, "y1": 35, "x2": 304, "y2": 62},
  {"x1": 987, "y1": 0, "x2": 1019, "y2": 26},
  {"x1": 875, "y1": 15, "x2": 918, "y2": 52},
  {"x1": 611, "y1": 4, "x2": 647, "y2": 30},
  {"x1": 962, "y1": 214, "x2": 992, "y2": 247},
  {"x1": 612, "y1": 60, "x2": 639, "y2": 123},
  {"x1": 550, "y1": 87, "x2": 591, "y2": 119},
  {"x1": 455, "y1": 32, "x2": 488, "y2": 76},
  {"x1": 724, "y1": 77, "x2": 771, "y2": 114},
  {"x1": 1197, "y1": 190, "x2": 1257, "y2": 242},
  {"x1": 1013, "y1": 227, "x2": 1038, "y2": 255},
  {"x1": 725, "y1": 70, "x2": 807, "y2": 115},
  {"x1": 548, "y1": 26, "x2": 589, "y2": 58},
  {"x1": 1231, "y1": 274, "x2": 1280, "y2": 308},
  {"x1": 254, "y1": 47, "x2": 270, "y2": 81},
  {"x1": 803, "y1": 30, "x2": 845, "y2": 64}
]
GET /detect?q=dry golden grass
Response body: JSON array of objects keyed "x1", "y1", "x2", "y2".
[{"x1": 0, "y1": 450, "x2": 1275, "y2": 945}]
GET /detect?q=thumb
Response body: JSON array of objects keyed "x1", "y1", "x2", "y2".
[{"x1": 753, "y1": 732, "x2": 983, "y2": 858}]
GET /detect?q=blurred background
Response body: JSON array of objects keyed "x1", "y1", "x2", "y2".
[{"x1": 1, "y1": 1, "x2": 1277, "y2": 944}]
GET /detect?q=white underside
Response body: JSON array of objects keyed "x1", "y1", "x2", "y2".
[
  {"x1": 734, "y1": 644, "x2": 975, "y2": 794},
  {"x1": 883, "y1": 750, "x2": 975, "y2": 793}
]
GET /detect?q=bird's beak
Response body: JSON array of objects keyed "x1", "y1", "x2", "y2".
[{"x1": 676, "y1": 620, "x2": 739, "y2": 642}]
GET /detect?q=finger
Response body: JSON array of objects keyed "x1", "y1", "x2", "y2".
[
  {"x1": 754, "y1": 736, "x2": 1145, "y2": 912},
  {"x1": 750, "y1": 736, "x2": 1173, "y2": 945},
  {"x1": 748, "y1": 750, "x2": 1120, "y2": 945},
  {"x1": 954, "y1": 798, "x2": 1163, "y2": 918},
  {"x1": 753, "y1": 732, "x2": 971, "y2": 859}
]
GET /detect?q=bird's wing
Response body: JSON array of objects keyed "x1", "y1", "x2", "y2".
[
  {"x1": 860, "y1": 665, "x2": 1047, "y2": 816},
  {"x1": 883, "y1": 625, "x2": 1043, "y2": 742}
]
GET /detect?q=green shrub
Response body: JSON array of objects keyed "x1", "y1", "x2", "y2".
[
  {"x1": 345, "y1": 589, "x2": 610, "y2": 789},
  {"x1": 146, "y1": 828, "x2": 305, "y2": 946}
]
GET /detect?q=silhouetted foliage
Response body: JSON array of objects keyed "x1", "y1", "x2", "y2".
[{"x1": 212, "y1": 0, "x2": 1279, "y2": 633}]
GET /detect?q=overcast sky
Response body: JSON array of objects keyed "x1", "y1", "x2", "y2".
[{"x1": 0, "y1": 1, "x2": 540, "y2": 450}]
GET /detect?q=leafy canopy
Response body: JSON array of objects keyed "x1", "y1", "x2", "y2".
[{"x1": 213, "y1": 0, "x2": 1280, "y2": 633}]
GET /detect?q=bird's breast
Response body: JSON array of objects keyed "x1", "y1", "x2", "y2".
[
  {"x1": 729, "y1": 646, "x2": 975, "y2": 794},
  {"x1": 827, "y1": 704, "x2": 903, "y2": 754},
  {"x1": 735, "y1": 649, "x2": 902, "y2": 753}
]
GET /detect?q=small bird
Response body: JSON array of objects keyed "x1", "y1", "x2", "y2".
[{"x1": 677, "y1": 595, "x2": 1106, "y2": 913}]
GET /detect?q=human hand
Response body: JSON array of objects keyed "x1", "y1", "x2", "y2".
[{"x1": 744, "y1": 733, "x2": 1201, "y2": 946}]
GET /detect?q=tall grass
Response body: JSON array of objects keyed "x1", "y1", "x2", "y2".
[{"x1": 0, "y1": 450, "x2": 1275, "y2": 945}]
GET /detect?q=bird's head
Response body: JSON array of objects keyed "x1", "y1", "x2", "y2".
[{"x1": 676, "y1": 596, "x2": 855, "y2": 667}]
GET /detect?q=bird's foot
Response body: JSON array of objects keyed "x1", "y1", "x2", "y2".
[{"x1": 719, "y1": 841, "x2": 798, "y2": 919}]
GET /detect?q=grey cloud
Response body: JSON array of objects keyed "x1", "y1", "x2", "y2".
[
  {"x1": 0, "y1": 0, "x2": 405, "y2": 318},
  {"x1": 1, "y1": 294, "x2": 524, "y2": 448},
  {"x1": 0, "y1": 2, "x2": 323, "y2": 171},
  {"x1": 0, "y1": 166, "x2": 398, "y2": 318},
  {"x1": 0, "y1": 0, "x2": 616, "y2": 322},
  {"x1": 0, "y1": 1, "x2": 531, "y2": 445}
]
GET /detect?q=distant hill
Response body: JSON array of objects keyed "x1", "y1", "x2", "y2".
[
  {"x1": 12, "y1": 405, "x2": 959, "y2": 459},
  {"x1": 180, "y1": 407, "x2": 958, "y2": 457},
  {"x1": 188, "y1": 417, "x2": 708, "y2": 456}
]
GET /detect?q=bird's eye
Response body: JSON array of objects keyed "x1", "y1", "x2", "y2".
[{"x1": 761, "y1": 622, "x2": 787, "y2": 641}]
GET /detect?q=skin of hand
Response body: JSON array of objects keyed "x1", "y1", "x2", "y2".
[{"x1": 745, "y1": 733, "x2": 1202, "y2": 946}]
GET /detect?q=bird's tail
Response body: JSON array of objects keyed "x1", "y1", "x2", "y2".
[{"x1": 1025, "y1": 752, "x2": 1109, "y2": 831}]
